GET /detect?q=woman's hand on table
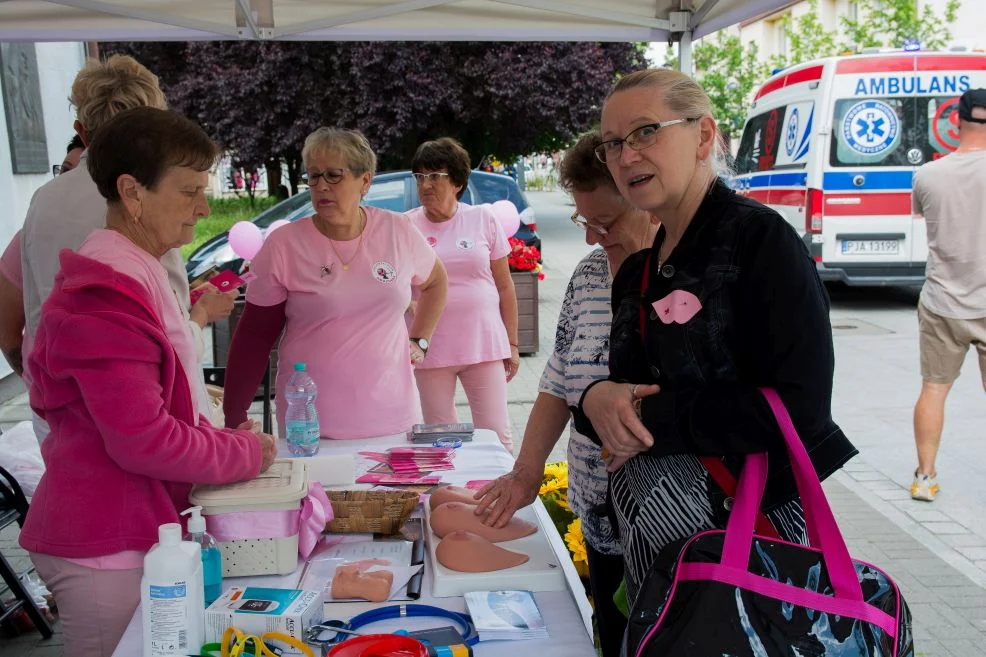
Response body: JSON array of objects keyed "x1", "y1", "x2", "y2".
[
  {"x1": 583, "y1": 381, "x2": 659, "y2": 459},
  {"x1": 238, "y1": 421, "x2": 277, "y2": 473},
  {"x1": 504, "y1": 345, "x2": 520, "y2": 382},
  {"x1": 473, "y1": 462, "x2": 543, "y2": 528},
  {"x1": 256, "y1": 431, "x2": 277, "y2": 472}
]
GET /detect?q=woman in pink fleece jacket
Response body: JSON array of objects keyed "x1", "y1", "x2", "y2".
[{"x1": 19, "y1": 107, "x2": 277, "y2": 657}]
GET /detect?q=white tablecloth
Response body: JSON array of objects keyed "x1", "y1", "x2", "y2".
[{"x1": 112, "y1": 429, "x2": 596, "y2": 656}]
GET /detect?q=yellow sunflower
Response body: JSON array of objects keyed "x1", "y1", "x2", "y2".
[
  {"x1": 543, "y1": 462, "x2": 568, "y2": 482},
  {"x1": 539, "y1": 478, "x2": 565, "y2": 496},
  {"x1": 564, "y1": 518, "x2": 588, "y2": 566}
]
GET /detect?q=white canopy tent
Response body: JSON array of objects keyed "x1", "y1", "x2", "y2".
[{"x1": 0, "y1": 0, "x2": 795, "y2": 73}]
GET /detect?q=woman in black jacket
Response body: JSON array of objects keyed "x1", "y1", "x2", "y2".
[{"x1": 573, "y1": 69, "x2": 858, "y2": 606}]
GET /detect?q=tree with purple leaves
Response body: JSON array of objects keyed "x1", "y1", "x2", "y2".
[{"x1": 104, "y1": 41, "x2": 647, "y2": 194}]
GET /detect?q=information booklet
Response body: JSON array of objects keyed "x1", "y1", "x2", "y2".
[{"x1": 463, "y1": 590, "x2": 548, "y2": 641}]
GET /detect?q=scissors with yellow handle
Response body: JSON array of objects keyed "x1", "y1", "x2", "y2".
[{"x1": 198, "y1": 625, "x2": 315, "y2": 657}]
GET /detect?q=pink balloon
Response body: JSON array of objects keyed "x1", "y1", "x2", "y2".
[
  {"x1": 228, "y1": 221, "x2": 264, "y2": 260},
  {"x1": 266, "y1": 219, "x2": 290, "y2": 237},
  {"x1": 492, "y1": 200, "x2": 521, "y2": 238}
]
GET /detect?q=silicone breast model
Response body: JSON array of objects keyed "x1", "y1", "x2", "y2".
[
  {"x1": 330, "y1": 565, "x2": 393, "y2": 602},
  {"x1": 430, "y1": 502, "x2": 537, "y2": 542},
  {"x1": 428, "y1": 485, "x2": 480, "y2": 510},
  {"x1": 436, "y1": 531, "x2": 529, "y2": 572}
]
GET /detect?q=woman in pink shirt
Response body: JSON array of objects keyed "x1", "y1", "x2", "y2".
[
  {"x1": 19, "y1": 108, "x2": 277, "y2": 657},
  {"x1": 224, "y1": 128, "x2": 448, "y2": 440},
  {"x1": 406, "y1": 138, "x2": 519, "y2": 451},
  {"x1": 0, "y1": 135, "x2": 84, "y2": 377}
]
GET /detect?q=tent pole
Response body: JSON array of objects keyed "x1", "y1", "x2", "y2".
[{"x1": 678, "y1": 30, "x2": 693, "y2": 77}]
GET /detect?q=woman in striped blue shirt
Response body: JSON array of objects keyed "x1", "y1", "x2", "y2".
[{"x1": 475, "y1": 131, "x2": 658, "y2": 657}]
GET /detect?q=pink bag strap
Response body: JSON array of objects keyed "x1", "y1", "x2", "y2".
[{"x1": 720, "y1": 388, "x2": 863, "y2": 602}]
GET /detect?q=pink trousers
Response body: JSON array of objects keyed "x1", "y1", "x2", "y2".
[
  {"x1": 31, "y1": 553, "x2": 142, "y2": 657},
  {"x1": 414, "y1": 359, "x2": 513, "y2": 452}
]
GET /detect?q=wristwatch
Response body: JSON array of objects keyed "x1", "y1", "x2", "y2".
[{"x1": 410, "y1": 337, "x2": 430, "y2": 353}]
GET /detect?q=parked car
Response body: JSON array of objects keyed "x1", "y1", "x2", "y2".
[{"x1": 186, "y1": 169, "x2": 540, "y2": 281}]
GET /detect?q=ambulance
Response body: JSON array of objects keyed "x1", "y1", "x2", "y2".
[{"x1": 733, "y1": 50, "x2": 986, "y2": 286}]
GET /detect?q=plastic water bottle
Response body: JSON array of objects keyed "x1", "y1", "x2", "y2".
[
  {"x1": 285, "y1": 362, "x2": 320, "y2": 456},
  {"x1": 181, "y1": 506, "x2": 222, "y2": 607}
]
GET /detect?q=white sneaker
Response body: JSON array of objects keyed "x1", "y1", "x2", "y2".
[{"x1": 911, "y1": 472, "x2": 940, "y2": 502}]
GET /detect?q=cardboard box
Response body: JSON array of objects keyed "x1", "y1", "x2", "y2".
[{"x1": 205, "y1": 586, "x2": 323, "y2": 655}]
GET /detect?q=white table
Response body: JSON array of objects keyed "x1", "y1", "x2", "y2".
[{"x1": 113, "y1": 429, "x2": 596, "y2": 656}]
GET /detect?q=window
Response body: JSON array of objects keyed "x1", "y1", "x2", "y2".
[
  {"x1": 734, "y1": 106, "x2": 789, "y2": 174},
  {"x1": 363, "y1": 179, "x2": 407, "y2": 212},
  {"x1": 830, "y1": 96, "x2": 961, "y2": 168},
  {"x1": 471, "y1": 173, "x2": 529, "y2": 212},
  {"x1": 252, "y1": 191, "x2": 313, "y2": 228}
]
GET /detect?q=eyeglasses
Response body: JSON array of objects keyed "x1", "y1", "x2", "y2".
[
  {"x1": 570, "y1": 211, "x2": 609, "y2": 236},
  {"x1": 412, "y1": 172, "x2": 450, "y2": 184},
  {"x1": 51, "y1": 164, "x2": 71, "y2": 176},
  {"x1": 594, "y1": 117, "x2": 699, "y2": 163},
  {"x1": 302, "y1": 168, "x2": 350, "y2": 186}
]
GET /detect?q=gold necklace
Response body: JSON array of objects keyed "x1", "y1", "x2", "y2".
[{"x1": 327, "y1": 208, "x2": 366, "y2": 271}]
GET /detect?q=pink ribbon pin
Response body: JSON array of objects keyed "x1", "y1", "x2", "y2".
[{"x1": 652, "y1": 290, "x2": 702, "y2": 325}]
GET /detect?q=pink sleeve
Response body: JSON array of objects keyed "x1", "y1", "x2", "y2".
[
  {"x1": 245, "y1": 233, "x2": 288, "y2": 307},
  {"x1": 0, "y1": 231, "x2": 23, "y2": 290},
  {"x1": 47, "y1": 312, "x2": 261, "y2": 485},
  {"x1": 402, "y1": 213, "x2": 439, "y2": 285},
  {"x1": 485, "y1": 207, "x2": 511, "y2": 260}
]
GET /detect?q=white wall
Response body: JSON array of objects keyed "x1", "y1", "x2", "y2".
[{"x1": 0, "y1": 41, "x2": 85, "y2": 379}]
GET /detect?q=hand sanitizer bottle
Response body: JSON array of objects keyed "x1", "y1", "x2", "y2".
[
  {"x1": 141, "y1": 523, "x2": 204, "y2": 657},
  {"x1": 181, "y1": 506, "x2": 223, "y2": 606}
]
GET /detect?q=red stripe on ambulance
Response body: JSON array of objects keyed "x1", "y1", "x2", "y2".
[{"x1": 754, "y1": 65, "x2": 824, "y2": 100}]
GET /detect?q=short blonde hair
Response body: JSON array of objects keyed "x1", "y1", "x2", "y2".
[
  {"x1": 71, "y1": 55, "x2": 167, "y2": 135},
  {"x1": 607, "y1": 69, "x2": 732, "y2": 177},
  {"x1": 302, "y1": 128, "x2": 377, "y2": 175}
]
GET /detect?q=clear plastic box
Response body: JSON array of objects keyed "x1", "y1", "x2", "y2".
[{"x1": 189, "y1": 459, "x2": 308, "y2": 577}]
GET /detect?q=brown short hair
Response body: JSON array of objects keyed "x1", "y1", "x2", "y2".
[
  {"x1": 559, "y1": 130, "x2": 617, "y2": 194},
  {"x1": 71, "y1": 55, "x2": 167, "y2": 136},
  {"x1": 411, "y1": 138, "x2": 471, "y2": 200},
  {"x1": 87, "y1": 107, "x2": 219, "y2": 202}
]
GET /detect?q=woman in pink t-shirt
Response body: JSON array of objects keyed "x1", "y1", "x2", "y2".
[
  {"x1": 406, "y1": 138, "x2": 519, "y2": 451},
  {"x1": 224, "y1": 128, "x2": 448, "y2": 440}
]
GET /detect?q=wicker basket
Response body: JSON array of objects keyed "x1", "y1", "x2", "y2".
[{"x1": 325, "y1": 490, "x2": 419, "y2": 535}]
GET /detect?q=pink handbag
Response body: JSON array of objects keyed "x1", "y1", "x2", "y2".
[{"x1": 624, "y1": 388, "x2": 913, "y2": 657}]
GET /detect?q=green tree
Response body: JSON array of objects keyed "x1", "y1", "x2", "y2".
[
  {"x1": 769, "y1": 0, "x2": 840, "y2": 70},
  {"x1": 840, "y1": 0, "x2": 961, "y2": 51},
  {"x1": 689, "y1": 33, "x2": 770, "y2": 139}
]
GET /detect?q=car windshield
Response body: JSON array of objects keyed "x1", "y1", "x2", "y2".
[
  {"x1": 830, "y1": 96, "x2": 961, "y2": 168},
  {"x1": 252, "y1": 191, "x2": 312, "y2": 228},
  {"x1": 471, "y1": 173, "x2": 529, "y2": 211}
]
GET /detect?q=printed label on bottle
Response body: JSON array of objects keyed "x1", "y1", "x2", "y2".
[
  {"x1": 286, "y1": 421, "x2": 319, "y2": 445},
  {"x1": 148, "y1": 582, "x2": 190, "y2": 655}
]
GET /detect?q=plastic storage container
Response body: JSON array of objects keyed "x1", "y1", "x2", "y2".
[{"x1": 189, "y1": 460, "x2": 309, "y2": 577}]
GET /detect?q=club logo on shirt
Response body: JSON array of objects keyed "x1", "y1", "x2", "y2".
[
  {"x1": 372, "y1": 261, "x2": 397, "y2": 283},
  {"x1": 456, "y1": 238, "x2": 474, "y2": 250},
  {"x1": 426, "y1": 236, "x2": 438, "y2": 248}
]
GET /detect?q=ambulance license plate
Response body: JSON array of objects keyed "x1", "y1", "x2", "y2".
[{"x1": 841, "y1": 240, "x2": 899, "y2": 255}]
